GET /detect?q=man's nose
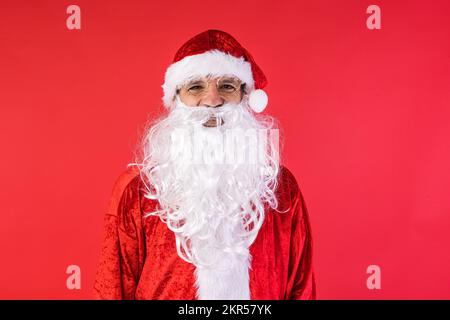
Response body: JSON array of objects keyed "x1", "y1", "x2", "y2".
[{"x1": 201, "y1": 84, "x2": 224, "y2": 108}]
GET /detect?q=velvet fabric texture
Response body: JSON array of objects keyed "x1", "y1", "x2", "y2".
[{"x1": 93, "y1": 165, "x2": 316, "y2": 300}]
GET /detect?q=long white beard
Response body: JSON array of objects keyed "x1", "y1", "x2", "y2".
[{"x1": 131, "y1": 96, "x2": 280, "y2": 299}]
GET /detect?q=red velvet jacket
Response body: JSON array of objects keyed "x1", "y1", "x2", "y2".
[{"x1": 93, "y1": 165, "x2": 316, "y2": 300}]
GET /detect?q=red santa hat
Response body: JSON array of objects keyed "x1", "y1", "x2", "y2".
[{"x1": 162, "y1": 29, "x2": 269, "y2": 113}]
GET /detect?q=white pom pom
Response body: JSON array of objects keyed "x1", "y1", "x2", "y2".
[{"x1": 248, "y1": 89, "x2": 268, "y2": 113}]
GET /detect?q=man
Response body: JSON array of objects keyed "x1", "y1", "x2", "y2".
[{"x1": 93, "y1": 29, "x2": 316, "y2": 300}]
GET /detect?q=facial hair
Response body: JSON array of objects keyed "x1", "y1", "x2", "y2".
[{"x1": 130, "y1": 96, "x2": 280, "y2": 299}]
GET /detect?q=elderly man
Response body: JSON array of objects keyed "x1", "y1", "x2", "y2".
[{"x1": 93, "y1": 29, "x2": 316, "y2": 300}]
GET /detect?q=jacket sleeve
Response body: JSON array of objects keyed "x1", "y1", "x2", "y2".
[
  {"x1": 285, "y1": 177, "x2": 317, "y2": 300},
  {"x1": 93, "y1": 168, "x2": 146, "y2": 299}
]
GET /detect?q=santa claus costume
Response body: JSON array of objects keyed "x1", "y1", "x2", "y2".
[{"x1": 93, "y1": 29, "x2": 316, "y2": 300}]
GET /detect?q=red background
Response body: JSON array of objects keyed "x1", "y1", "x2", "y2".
[{"x1": 1, "y1": 0, "x2": 449, "y2": 299}]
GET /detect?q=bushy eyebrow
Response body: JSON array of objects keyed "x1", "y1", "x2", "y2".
[
  {"x1": 186, "y1": 79, "x2": 205, "y2": 86},
  {"x1": 219, "y1": 78, "x2": 239, "y2": 83},
  {"x1": 182, "y1": 75, "x2": 241, "y2": 87}
]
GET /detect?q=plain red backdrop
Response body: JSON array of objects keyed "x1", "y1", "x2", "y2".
[{"x1": 0, "y1": 0, "x2": 449, "y2": 299}]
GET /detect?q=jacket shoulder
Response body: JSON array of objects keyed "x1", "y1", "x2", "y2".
[
  {"x1": 278, "y1": 165, "x2": 300, "y2": 197},
  {"x1": 106, "y1": 165, "x2": 141, "y2": 217},
  {"x1": 274, "y1": 165, "x2": 303, "y2": 213}
]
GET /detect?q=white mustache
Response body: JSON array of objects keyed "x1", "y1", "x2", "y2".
[{"x1": 172, "y1": 96, "x2": 245, "y2": 127}]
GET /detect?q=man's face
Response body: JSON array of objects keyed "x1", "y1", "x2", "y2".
[{"x1": 177, "y1": 75, "x2": 244, "y2": 127}]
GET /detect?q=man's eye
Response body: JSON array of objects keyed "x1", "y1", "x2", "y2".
[
  {"x1": 188, "y1": 85, "x2": 204, "y2": 92},
  {"x1": 219, "y1": 84, "x2": 237, "y2": 91}
]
